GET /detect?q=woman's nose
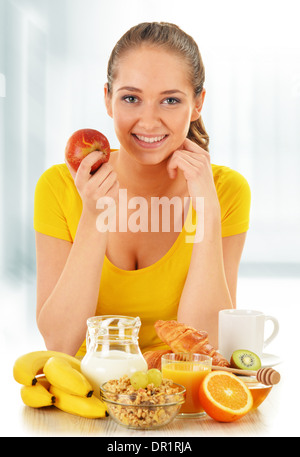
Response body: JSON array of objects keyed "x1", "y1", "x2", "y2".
[{"x1": 136, "y1": 104, "x2": 162, "y2": 131}]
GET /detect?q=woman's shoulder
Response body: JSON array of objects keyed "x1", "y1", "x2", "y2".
[
  {"x1": 211, "y1": 164, "x2": 251, "y2": 215},
  {"x1": 35, "y1": 163, "x2": 78, "y2": 204},
  {"x1": 212, "y1": 163, "x2": 250, "y2": 194},
  {"x1": 212, "y1": 163, "x2": 247, "y2": 183},
  {"x1": 37, "y1": 163, "x2": 73, "y2": 184},
  {"x1": 36, "y1": 163, "x2": 76, "y2": 193},
  {"x1": 211, "y1": 164, "x2": 251, "y2": 236}
]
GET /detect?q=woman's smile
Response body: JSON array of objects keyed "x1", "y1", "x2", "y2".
[{"x1": 132, "y1": 133, "x2": 169, "y2": 149}]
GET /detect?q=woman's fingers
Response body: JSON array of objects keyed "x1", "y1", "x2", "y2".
[
  {"x1": 93, "y1": 169, "x2": 119, "y2": 201},
  {"x1": 74, "y1": 151, "x2": 108, "y2": 188},
  {"x1": 69, "y1": 151, "x2": 119, "y2": 216},
  {"x1": 181, "y1": 137, "x2": 210, "y2": 157},
  {"x1": 166, "y1": 139, "x2": 218, "y2": 213},
  {"x1": 167, "y1": 148, "x2": 206, "y2": 180},
  {"x1": 167, "y1": 138, "x2": 210, "y2": 179}
]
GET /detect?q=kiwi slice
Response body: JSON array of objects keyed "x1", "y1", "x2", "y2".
[{"x1": 230, "y1": 349, "x2": 262, "y2": 371}]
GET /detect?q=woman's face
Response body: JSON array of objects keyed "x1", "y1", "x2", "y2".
[{"x1": 105, "y1": 45, "x2": 205, "y2": 165}]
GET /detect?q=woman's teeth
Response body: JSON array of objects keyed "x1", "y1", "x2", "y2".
[{"x1": 134, "y1": 134, "x2": 166, "y2": 143}]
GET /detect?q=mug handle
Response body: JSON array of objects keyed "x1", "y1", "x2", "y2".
[{"x1": 263, "y1": 315, "x2": 279, "y2": 349}]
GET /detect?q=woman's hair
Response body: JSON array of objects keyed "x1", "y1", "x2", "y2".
[{"x1": 107, "y1": 22, "x2": 209, "y2": 152}]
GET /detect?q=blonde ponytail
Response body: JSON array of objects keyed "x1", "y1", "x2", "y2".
[{"x1": 188, "y1": 115, "x2": 209, "y2": 152}]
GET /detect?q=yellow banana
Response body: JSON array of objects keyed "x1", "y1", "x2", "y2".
[
  {"x1": 43, "y1": 357, "x2": 93, "y2": 397},
  {"x1": 35, "y1": 374, "x2": 51, "y2": 390},
  {"x1": 13, "y1": 350, "x2": 81, "y2": 386},
  {"x1": 20, "y1": 382, "x2": 56, "y2": 408},
  {"x1": 50, "y1": 385, "x2": 107, "y2": 419}
]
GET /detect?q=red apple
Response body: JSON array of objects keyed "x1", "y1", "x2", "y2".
[{"x1": 65, "y1": 128, "x2": 111, "y2": 174}]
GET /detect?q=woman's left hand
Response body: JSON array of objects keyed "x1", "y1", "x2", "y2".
[{"x1": 167, "y1": 138, "x2": 220, "y2": 213}]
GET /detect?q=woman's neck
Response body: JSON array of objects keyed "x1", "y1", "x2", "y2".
[{"x1": 113, "y1": 148, "x2": 185, "y2": 198}]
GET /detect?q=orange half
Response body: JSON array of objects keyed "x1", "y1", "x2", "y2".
[{"x1": 199, "y1": 371, "x2": 253, "y2": 422}]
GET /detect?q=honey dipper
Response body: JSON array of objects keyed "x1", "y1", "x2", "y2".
[{"x1": 211, "y1": 366, "x2": 281, "y2": 386}]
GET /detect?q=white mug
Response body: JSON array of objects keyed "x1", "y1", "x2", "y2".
[{"x1": 218, "y1": 309, "x2": 279, "y2": 361}]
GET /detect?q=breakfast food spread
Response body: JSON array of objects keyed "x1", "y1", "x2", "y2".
[
  {"x1": 144, "y1": 320, "x2": 230, "y2": 369},
  {"x1": 13, "y1": 316, "x2": 280, "y2": 425}
]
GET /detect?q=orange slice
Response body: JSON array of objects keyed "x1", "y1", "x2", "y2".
[{"x1": 198, "y1": 371, "x2": 253, "y2": 422}]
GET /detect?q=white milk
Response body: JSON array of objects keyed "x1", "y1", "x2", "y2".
[{"x1": 81, "y1": 350, "x2": 148, "y2": 397}]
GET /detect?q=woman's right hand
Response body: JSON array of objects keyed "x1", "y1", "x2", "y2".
[
  {"x1": 37, "y1": 150, "x2": 117, "y2": 354},
  {"x1": 66, "y1": 150, "x2": 119, "y2": 219}
]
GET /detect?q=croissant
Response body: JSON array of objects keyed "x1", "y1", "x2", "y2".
[
  {"x1": 152, "y1": 320, "x2": 230, "y2": 367},
  {"x1": 143, "y1": 349, "x2": 172, "y2": 370}
]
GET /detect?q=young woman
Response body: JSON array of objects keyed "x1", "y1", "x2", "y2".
[{"x1": 34, "y1": 22, "x2": 251, "y2": 357}]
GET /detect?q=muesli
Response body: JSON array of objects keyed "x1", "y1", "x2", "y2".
[{"x1": 101, "y1": 375, "x2": 184, "y2": 428}]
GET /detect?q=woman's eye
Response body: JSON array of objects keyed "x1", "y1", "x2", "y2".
[
  {"x1": 162, "y1": 97, "x2": 180, "y2": 105},
  {"x1": 123, "y1": 95, "x2": 138, "y2": 103}
]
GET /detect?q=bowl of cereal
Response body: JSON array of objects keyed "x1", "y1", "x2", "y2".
[{"x1": 100, "y1": 374, "x2": 186, "y2": 429}]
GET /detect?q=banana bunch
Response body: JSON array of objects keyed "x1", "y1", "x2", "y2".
[{"x1": 13, "y1": 351, "x2": 107, "y2": 418}]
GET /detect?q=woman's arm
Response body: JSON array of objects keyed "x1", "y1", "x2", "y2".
[
  {"x1": 36, "y1": 152, "x2": 119, "y2": 355},
  {"x1": 36, "y1": 216, "x2": 108, "y2": 355},
  {"x1": 168, "y1": 139, "x2": 247, "y2": 347},
  {"x1": 222, "y1": 232, "x2": 247, "y2": 307},
  {"x1": 177, "y1": 229, "x2": 247, "y2": 348}
]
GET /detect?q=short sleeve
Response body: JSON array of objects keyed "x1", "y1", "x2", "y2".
[
  {"x1": 33, "y1": 165, "x2": 73, "y2": 242},
  {"x1": 213, "y1": 166, "x2": 251, "y2": 237}
]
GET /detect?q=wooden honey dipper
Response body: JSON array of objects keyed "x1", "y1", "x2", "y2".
[{"x1": 211, "y1": 366, "x2": 280, "y2": 386}]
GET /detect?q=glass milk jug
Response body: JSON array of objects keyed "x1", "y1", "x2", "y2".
[{"x1": 81, "y1": 315, "x2": 147, "y2": 397}]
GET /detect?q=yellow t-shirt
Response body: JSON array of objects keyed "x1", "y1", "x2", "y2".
[{"x1": 34, "y1": 163, "x2": 251, "y2": 357}]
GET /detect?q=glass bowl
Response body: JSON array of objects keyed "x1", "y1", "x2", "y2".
[
  {"x1": 238, "y1": 376, "x2": 273, "y2": 409},
  {"x1": 100, "y1": 378, "x2": 186, "y2": 430}
]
